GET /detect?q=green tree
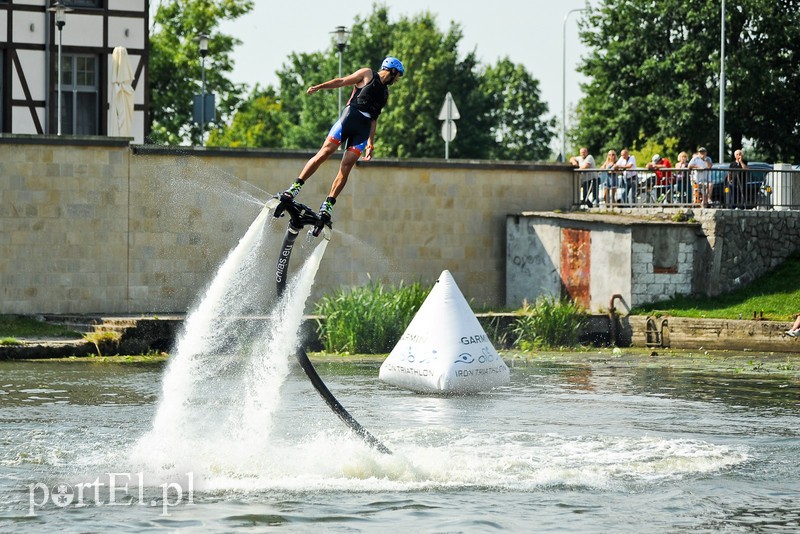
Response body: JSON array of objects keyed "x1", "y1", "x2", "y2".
[
  {"x1": 276, "y1": 51, "x2": 339, "y2": 149},
  {"x1": 481, "y1": 58, "x2": 556, "y2": 161},
  {"x1": 272, "y1": 6, "x2": 495, "y2": 158},
  {"x1": 726, "y1": 0, "x2": 800, "y2": 162},
  {"x1": 206, "y1": 86, "x2": 287, "y2": 147},
  {"x1": 576, "y1": 0, "x2": 800, "y2": 163},
  {"x1": 148, "y1": 0, "x2": 253, "y2": 145},
  {"x1": 221, "y1": 5, "x2": 554, "y2": 160},
  {"x1": 346, "y1": 8, "x2": 495, "y2": 159}
]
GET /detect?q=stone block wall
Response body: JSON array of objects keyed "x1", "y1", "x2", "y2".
[
  {"x1": 613, "y1": 207, "x2": 800, "y2": 296},
  {"x1": 1, "y1": 138, "x2": 569, "y2": 314},
  {"x1": 0, "y1": 138, "x2": 132, "y2": 313},
  {"x1": 630, "y1": 241, "x2": 693, "y2": 306},
  {"x1": 698, "y1": 209, "x2": 800, "y2": 295},
  {"x1": 4, "y1": 136, "x2": 797, "y2": 317}
]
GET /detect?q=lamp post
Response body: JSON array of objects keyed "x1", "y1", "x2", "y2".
[
  {"x1": 719, "y1": 0, "x2": 726, "y2": 162},
  {"x1": 198, "y1": 33, "x2": 209, "y2": 146},
  {"x1": 49, "y1": 1, "x2": 71, "y2": 136},
  {"x1": 331, "y1": 26, "x2": 348, "y2": 115},
  {"x1": 562, "y1": 8, "x2": 585, "y2": 162}
]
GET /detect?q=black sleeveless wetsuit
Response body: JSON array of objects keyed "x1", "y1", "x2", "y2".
[{"x1": 326, "y1": 70, "x2": 389, "y2": 153}]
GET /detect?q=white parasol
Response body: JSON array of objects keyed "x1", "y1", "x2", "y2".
[{"x1": 110, "y1": 46, "x2": 135, "y2": 137}]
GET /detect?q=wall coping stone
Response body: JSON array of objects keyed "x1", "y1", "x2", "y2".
[
  {"x1": 131, "y1": 144, "x2": 567, "y2": 171},
  {"x1": 0, "y1": 134, "x2": 131, "y2": 147},
  {"x1": 514, "y1": 211, "x2": 701, "y2": 227}
]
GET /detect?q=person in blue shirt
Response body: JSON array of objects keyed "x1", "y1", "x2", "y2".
[{"x1": 275, "y1": 57, "x2": 405, "y2": 229}]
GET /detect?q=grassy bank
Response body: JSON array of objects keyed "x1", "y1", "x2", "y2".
[
  {"x1": 631, "y1": 253, "x2": 800, "y2": 321},
  {"x1": 0, "y1": 315, "x2": 82, "y2": 345},
  {"x1": 26, "y1": 354, "x2": 170, "y2": 365}
]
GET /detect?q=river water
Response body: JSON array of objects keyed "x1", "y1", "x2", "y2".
[
  {"x1": 3, "y1": 195, "x2": 798, "y2": 532},
  {"x1": 1, "y1": 354, "x2": 798, "y2": 532}
]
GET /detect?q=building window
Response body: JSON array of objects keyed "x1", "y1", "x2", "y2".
[
  {"x1": 60, "y1": 54, "x2": 99, "y2": 135},
  {"x1": 63, "y1": 0, "x2": 103, "y2": 7}
]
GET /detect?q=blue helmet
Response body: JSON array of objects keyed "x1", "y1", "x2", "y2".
[{"x1": 381, "y1": 56, "x2": 405, "y2": 75}]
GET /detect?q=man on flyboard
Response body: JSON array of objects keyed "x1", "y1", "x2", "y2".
[{"x1": 274, "y1": 56, "x2": 405, "y2": 234}]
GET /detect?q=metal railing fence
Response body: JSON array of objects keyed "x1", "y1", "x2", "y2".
[{"x1": 572, "y1": 166, "x2": 800, "y2": 210}]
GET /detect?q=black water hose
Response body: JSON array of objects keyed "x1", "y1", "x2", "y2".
[
  {"x1": 274, "y1": 199, "x2": 392, "y2": 454},
  {"x1": 292, "y1": 345, "x2": 392, "y2": 455}
]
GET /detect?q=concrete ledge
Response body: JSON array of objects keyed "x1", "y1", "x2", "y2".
[
  {"x1": 627, "y1": 315, "x2": 799, "y2": 352},
  {"x1": 2, "y1": 314, "x2": 799, "y2": 359},
  {"x1": 0, "y1": 339, "x2": 97, "y2": 360}
]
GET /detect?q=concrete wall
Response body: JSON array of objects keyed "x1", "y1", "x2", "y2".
[
  {"x1": 506, "y1": 212, "x2": 701, "y2": 313},
  {"x1": 505, "y1": 208, "x2": 800, "y2": 313},
  {"x1": 0, "y1": 137, "x2": 570, "y2": 314}
]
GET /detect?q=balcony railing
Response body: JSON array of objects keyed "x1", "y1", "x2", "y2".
[{"x1": 572, "y1": 166, "x2": 800, "y2": 210}]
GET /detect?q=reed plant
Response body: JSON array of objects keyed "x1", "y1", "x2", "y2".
[
  {"x1": 84, "y1": 330, "x2": 122, "y2": 357},
  {"x1": 314, "y1": 280, "x2": 429, "y2": 354},
  {"x1": 512, "y1": 296, "x2": 588, "y2": 350}
]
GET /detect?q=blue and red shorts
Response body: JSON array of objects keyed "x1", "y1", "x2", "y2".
[{"x1": 326, "y1": 106, "x2": 372, "y2": 154}]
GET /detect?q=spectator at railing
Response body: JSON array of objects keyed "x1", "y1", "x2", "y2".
[
  {"x1": 600, "y1": 149, "x2": 619, "y2": 206},
  {"x1": 674, "y1": 151, "x2": 690, "y2": 203},
  {"x1": 614, "y1": 149, "x2": 637, "y2": 204},
  {"x1": 727, "y1": 149, "x2": 748, "y2": 208},
  {"x1": 646, "y1": 154, "x2": 673, "y2": 181},
  {"x1": 688, "y1": 147, "x2": 713, "y2": 207},
  {"x1": 570, "y1": 147, "x2": 598, "y2": 207},
  {"x1": 646, "y1": 154, "x2": 673, "y2": 202}
]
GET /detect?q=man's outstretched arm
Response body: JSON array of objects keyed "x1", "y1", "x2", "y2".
[{"x1": 307, "y1": 67, "x2": 372, "y2": 95}]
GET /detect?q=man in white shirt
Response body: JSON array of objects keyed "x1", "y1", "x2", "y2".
[
  {"x1": 688, "y1": 147, "x2": 713, "y2": 207},
  {"x1": 570, "y1": 147, "x2": 598, "y2": 207},
  {"x1": 614, "y1": 148, "x2": 637, "y2": 204}
]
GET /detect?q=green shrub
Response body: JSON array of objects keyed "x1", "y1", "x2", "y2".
[
  {"x1": 512, "y1": 296, "x2": 588, "y2": 350},
  {"x1": 478, "y1": 314, "x2": 514, "y2": 349},
  {"x1": 314, "y1": 280, "x2": 429, "y2": 354}
]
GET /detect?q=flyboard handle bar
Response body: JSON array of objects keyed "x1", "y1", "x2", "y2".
[
  {"x1": 273, "y1": 197, "x2": 392, "y2": 455},
  {"x1": 272, "y1": 197, "x2": 330, "y2": 237}
]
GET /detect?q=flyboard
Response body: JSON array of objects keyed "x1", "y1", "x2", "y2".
[{"x1": 271, "y1": 196, "x2": 392, "y2": 455}]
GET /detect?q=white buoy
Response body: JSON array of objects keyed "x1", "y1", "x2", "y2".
[{"x1": 379, "y1": 270, "x2": 510, "y2": 394}]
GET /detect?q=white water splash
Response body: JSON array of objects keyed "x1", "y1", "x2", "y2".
[
  {"x1": 183, "y1": 427, "x2": 747, "y2": 494},
  {"x1": 124, "y1": 202, "x2": 746, "y2": 494},
  {"x1": 131, "y1": 205, "x2": 329, "y2": 477}
]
